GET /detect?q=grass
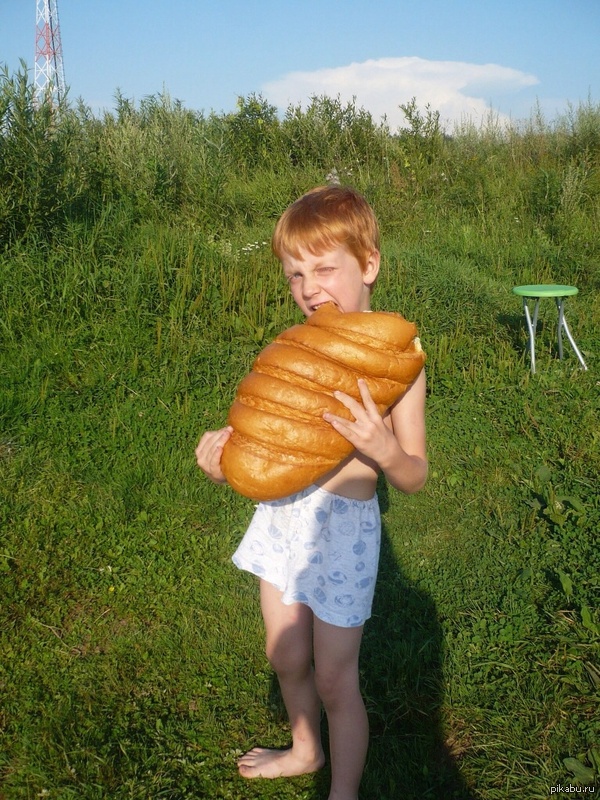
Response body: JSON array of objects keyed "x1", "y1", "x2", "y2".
[{"x1": 1, "y1": 74, "x2": 599, "y2": 798}]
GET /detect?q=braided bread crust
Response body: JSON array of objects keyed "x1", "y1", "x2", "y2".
[{"x1": 221, "y1": 304, "x2": 425, "y2": 500}]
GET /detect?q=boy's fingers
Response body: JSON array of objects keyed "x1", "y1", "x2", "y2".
[
  {"x1": 211, "y1": 429, "x2": 232, "y2": 454},
  {"x1": 357, "y1": 379, "x2": 378, "y2": 411},
  {"x1": 195, "y1": 427, "x2": 232, "y2": 467},
  {"x1": 333, "y1": 381, "x2": 378, "y2": 419},
  {"x1": 332, "y1": 389, "x2": 362, "y2": 417}
]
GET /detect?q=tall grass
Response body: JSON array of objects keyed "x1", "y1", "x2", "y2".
[{"x1": 1, "y1": 64, "x2": 599, "y2": 798}]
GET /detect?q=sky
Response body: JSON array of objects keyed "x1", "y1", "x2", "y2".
[{"x1": 1, "y1": 0, "x2": 599, "y2": 132}]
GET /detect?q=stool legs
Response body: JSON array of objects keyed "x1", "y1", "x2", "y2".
[
  {"x1": 522, "y1": 297, "x2": 540, "y2": 374},
  {"x1": 521, "y1": 296, "x2": 587, "y2": 374},
  {"x1": 556, "y1": 298, "x2": 588, "y2": 371}
]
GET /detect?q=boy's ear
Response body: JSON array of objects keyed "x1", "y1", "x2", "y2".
[{"x1": 363, "y1": 250, "x2": 380, "y2": 287}]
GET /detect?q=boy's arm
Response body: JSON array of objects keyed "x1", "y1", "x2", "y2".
[
  {"x1": 323, "y1": 370, "x2": 427, "y2": 494},
  {"x1": 382, "y1": 369, "x2": 428, "y2": 493}
]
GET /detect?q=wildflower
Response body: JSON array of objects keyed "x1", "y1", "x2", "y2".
[{"x1": 240, "y1": 240, "x2": 268, "y2": 255}]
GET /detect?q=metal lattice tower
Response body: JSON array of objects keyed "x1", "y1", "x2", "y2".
[{"x1": 34, "y1": 0, "x2": 66, "y2": 106}]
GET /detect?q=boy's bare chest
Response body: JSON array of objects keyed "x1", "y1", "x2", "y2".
[{"x1": 316, "y1": 451, "x2": 379, "y2": 500}]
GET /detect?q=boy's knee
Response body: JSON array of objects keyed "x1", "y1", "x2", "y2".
[
  {"x1": 266, "y1": 640, "x2": 311, "y2": 679},
  {"x1": 313, "y1": 669, "x2": 335, "y2": 704},
  {"x1": 314, "y1": 665, "x2": 359, "y2": 709}
]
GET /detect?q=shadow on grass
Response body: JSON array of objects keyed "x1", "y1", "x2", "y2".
[
  {"x1": 263, "y1": 479, "x2": 477, "y2": 800},
  {"x1": 499, "y1": 309, "x2": 574, "y2": 365},
  {"x1": 498, "y1": 311, "x2": 527, "y2": 353}
]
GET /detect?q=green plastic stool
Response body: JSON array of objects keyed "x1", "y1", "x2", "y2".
[{"x1": 512, "y1": 285, "x2": 587, "y2": 374}]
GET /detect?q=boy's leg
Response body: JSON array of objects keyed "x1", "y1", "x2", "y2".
[
  {"x1": 313, "y1": 617, "x2": 367, "y2": 800},
  {"x1": 238, "y1": 579, "x2": 325, "y2": 779}
]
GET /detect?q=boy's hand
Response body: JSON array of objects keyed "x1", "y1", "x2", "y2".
[
  {"x1": 195, "y1": 427, "x2": 233, "y2": 484},
  {"x1": 323, "y1": 379, "x2": 395, "y2": 463}
]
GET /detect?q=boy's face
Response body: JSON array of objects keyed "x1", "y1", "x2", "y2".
[{"x1": 282, "y1": 246, "x2": 380, "y2": 318}]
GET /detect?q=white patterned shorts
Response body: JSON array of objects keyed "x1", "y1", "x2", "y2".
[{"x1": 232, "y1": 484, "x2": 381, "y2": 628}]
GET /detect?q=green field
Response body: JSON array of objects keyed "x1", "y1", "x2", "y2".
[{"x1": 1, "y1": 67, "x2": 599, "y2": 798}]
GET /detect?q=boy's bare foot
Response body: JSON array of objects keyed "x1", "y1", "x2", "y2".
[{"x1": 237, "y1": 745, "x2": 325, "y2": 779}]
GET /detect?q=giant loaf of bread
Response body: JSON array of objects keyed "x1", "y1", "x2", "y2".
[{"x1": 221, "y1": 303, "x2": 425, "y2": 501}]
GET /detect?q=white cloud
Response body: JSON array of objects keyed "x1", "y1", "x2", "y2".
[{"x1": 262, "y1": 56, "x2": 540, "y2": 130}]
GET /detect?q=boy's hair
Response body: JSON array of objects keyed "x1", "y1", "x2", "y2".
[{"x1": 272, "y1": 186, "x2": 380, "y2": 271}]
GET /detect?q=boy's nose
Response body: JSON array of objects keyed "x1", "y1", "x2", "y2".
[{"x1": 302, "y1": 275, "x2": 320, "y2": 298}]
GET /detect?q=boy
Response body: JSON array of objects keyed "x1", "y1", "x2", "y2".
[{"x1": 195, "y1": 186, "x2": 427, "y2": 800}]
